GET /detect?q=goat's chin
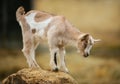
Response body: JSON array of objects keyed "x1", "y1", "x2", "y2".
[{"x1": 78, "y1": 52, "x2": 89, "y2": 57}]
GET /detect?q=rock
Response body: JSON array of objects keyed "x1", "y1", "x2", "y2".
[{"x1": 2, "y1": 68, "x2": 77, "y2": 84}]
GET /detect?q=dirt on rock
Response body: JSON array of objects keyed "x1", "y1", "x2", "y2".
[{"x1": 2, "y1": 68, "x2": 77, "y2": 84}]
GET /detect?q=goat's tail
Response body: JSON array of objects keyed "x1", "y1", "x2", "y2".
[{"x1": 16, "y1": 6, "x2": 25, "y2": 21}]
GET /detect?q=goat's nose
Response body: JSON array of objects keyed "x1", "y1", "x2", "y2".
[{"x1": 83, "y1": 53, "x2": 89, "y2": 57}]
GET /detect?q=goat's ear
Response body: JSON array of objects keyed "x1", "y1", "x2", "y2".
[{"x1": 80, "y1": 33, "x2": 89, "y2": 41}]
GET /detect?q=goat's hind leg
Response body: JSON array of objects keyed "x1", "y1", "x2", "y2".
[{"x1": 22, "y1": 40, "x2": 40, "y2": 68}]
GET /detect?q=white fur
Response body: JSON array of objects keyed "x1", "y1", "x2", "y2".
[
  {"x1": 25, "y1": 13, "x2": 53, "y2": 29},
  {"x1": 85, "y1": 36, "x2": 94, "y2": 55},
  {"x1": 85, "y1": 45, "x2": 92, "y2": 55}
]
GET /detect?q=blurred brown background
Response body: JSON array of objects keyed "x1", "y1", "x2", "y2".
[{"x1": 0, "y1": 0, "x2": 120, "y2": 84}]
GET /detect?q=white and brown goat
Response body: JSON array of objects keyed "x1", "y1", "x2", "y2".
[{"x1": 16, "y1": 6, "x2": 100, "y2": 73}]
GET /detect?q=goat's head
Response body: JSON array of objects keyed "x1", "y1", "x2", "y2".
[{"x1": 77, "y1": 33, "x2": 100, "y2": 57}]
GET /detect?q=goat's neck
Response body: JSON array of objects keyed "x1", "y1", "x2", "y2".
[{"x1": 65, "y1": 26, "x2": 82, "y2": 47}]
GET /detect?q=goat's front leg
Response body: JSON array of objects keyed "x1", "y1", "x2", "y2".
[
  {"x1": 59, "y1": 47, "x2": 68, "y2": 73},
  {"x1": 49, "y1": 48, "x2": 59, "y2": 72}
]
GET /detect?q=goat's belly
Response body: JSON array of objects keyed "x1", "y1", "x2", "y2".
[{"x1": 34, "y1": 29, "x2": 47, "y2": 40}]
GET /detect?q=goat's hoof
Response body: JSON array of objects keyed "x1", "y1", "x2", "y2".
[
  {"x1": 65, "y1": 71, "x2": 69, "y2": 74},
  {"x1": 60, "y1": 68, "x2": 69, "y2": 73},
  {"x1": 62, "y1": 70, "x2": 69, "y2": 73},
  {"x1": 65, "y1": 69, "x2": 69, "y2": 73},
  {"x1": 52, "y1": 68, "x2": 59, "y2": 72}
]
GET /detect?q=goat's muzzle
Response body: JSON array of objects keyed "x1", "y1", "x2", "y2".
[{"x1": 83, "y1": 53, "x2": 89, "y2": 57}]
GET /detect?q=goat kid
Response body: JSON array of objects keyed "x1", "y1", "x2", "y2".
[{"x1": 16, "y1": 6, "x2": 100, "y2": 73}]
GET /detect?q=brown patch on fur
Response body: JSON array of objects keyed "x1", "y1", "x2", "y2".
[
  {"x1": 78, "y1": 34, "x2": 90, "y2": 51},
  {"x1": 34, "y1": 12, "x2": 52, "y2": 22},
  {"x1": 32, "y1": 29, "x2": 36, "y2": 34},
  {"x1": 57, "y1": 39, "x2": 64, "y2": 48},
  {"x1": 25, "y1": 10, "x2": 38, "y2": 16},
  {"x1": 81, "y1": 34, "x2": 89, "y2": 42}
]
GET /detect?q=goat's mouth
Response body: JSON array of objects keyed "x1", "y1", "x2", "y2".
[{"x1": 83, "y1": 53, "x2": 89, "y2": 57}]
